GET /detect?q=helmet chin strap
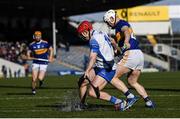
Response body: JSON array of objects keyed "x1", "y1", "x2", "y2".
[
  {"x1": 113, "y1": 12, "x2": 117, "y2": 27},
  {"x1": 88, "y1": 29, "x2": 91, "y2": 40}
]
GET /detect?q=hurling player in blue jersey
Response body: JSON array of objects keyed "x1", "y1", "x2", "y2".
[
  {"x1": 77, "y1": 21, "x2": 138, "y2": 111},
  {"x1": 27, "y1": 31, "x2": 54, "y2": 95},
  {"x1": 104, "y1": 10, "x2": 155, "y2": 108}
]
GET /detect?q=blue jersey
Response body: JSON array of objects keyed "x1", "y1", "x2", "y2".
[
  {"x1": 114, "y1": 20, "x2": 140, "y2": 53},
  {"x1": 29, "y1": 40, "x2": 51, "y2": 64}
]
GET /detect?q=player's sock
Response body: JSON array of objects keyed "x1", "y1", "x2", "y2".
[
  {"x1": 144, "y1": 97, "x2": 155, "y2": 108},
  {"x1": 110, "y1": 96, "x2": 122, "y2": 104},
  {"x1": 124, "y1": 90, "x2": 135, "y2": 99},
  {"x1": 144, "y1": 96, "x2": 155, "y2": 107},
  {"x1": 39, "y1": 80, "x2": 43, "y2": 87},
  {"x1": 144, "y1": 96, "x2": 150, "y2": 102}
]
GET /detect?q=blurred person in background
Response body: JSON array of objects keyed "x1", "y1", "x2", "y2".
[
  {"x1": 1, "y1": 65, "x2": 7, "y2": 79},
  {"x1": 26, "y1": 31, "x2": 54, "y2": 95}
]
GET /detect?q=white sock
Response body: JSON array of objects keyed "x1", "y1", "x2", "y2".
[
  {"x1": 127, "y1": 93, "x2": 135, "y2": 99},
  {"x1": 115, "y1": 99, "x2": 122, "y2": 104}
]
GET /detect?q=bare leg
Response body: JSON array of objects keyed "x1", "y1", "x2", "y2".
[
  {"x1": 110, "y1": 64, "x2": 138, "y2": 109},
  {"x1": 88, "y1": 75, "x2": 122, "y2": 104},
  {"x1": 111, "y1": 65, "x2": 130, "y2": 93},
  {"x1": 32, "y1": 69, "x2": 38, "y2": 94},
  {"x1": 38, "y1": 70, "x2": 46, "y2": 81},
  {"x1": 79, "y1": 69, "x2": 96, "y2": 103},
  {"x1": 127, "y1": 70, "x2": 148, "y2": 98}
]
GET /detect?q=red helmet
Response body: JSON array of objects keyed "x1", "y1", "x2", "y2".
[{"x1": 77, "y1": 21, "x2": 93, "y2": 34}]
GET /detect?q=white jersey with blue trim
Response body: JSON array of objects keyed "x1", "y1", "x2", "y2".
[{"x1": 89, "y1": 30, "x2": 116, "y2": 70}]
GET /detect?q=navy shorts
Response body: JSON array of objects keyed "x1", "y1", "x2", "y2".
[{"x1": 94, "y1": 67, "x2": 115, "y2": 82}]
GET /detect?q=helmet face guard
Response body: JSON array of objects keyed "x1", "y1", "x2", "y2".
[
  {"x1": 103, "y1": 9, "x2": 116, "y2": 27},
  {"x1": 77, "y1": 21, "x2": 93, "y2": 40}
]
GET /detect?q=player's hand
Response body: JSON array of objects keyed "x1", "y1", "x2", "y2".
[
  {"x1": 84, "y1": 70, "x2": 90, "y2": 79},
  {"x1": 48, "y1": 57, "x2": 54, "y2": 63},
  {"x1": 123, "y1": 42, "x2": 131, "y2": 49},
  {"x1": 110, "y1": 38, "x2": 116, "y2": 45}
]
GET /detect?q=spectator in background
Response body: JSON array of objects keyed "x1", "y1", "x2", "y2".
[
  {"x1": 17, "y1": 69, "x2": 21, "y2": 78},
  {"x1": 0, "y1": 41, "x2": 28, "y2": 64},
  {"x1": 9, "y1": 68, "x2": 12, "y2": 78},
  {"x1": 1, "y1": 65, "x2": 7, "y2": 79},
  {"x1": 14, "y1": 71, "x2": 17, "y2": 78}
]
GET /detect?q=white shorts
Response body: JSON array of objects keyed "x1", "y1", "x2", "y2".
[
  {"x1": 118, "y1": 50, "x2": 144, "y2": 70},
  {"x1": 32, "y1": 63, "x2": 48, "y2": 72}
]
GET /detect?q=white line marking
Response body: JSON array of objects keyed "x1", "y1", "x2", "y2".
[
  {"x1": 0, "y1": 96, "x2": 62, "y2": 100},
  {"x1": 150, "y1": 94, "x2": 180, "y2": 97},
  {"x1": 0, "y1": 94, "x2": 179, "y2": 100},
  {"x1": 0, "y1": 109, "x2": 53, "y2": 112},
  {"x1": 1, "y1": 108, "x2": 180, "y2": 113}
]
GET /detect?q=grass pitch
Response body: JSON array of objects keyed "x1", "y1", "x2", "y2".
[{"x1": 0, "y1": 71, "x2": 180, "y2": 118}]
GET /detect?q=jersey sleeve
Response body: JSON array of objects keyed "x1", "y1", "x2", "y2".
[
  {"x1": 89, "y1": 39, "x2": 99, "y2": 53},
  {"x1": 43, "y1": 41, "x2": 50, "y2": 48},
  {"x1": 116, "y1": 20, "x2": 130, "y2": 33}
]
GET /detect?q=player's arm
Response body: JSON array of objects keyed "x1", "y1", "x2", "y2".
[
  {"x1": 110, "y1": 37, "x2": 121, "y2": 52},
  {"x1": 84, "y1": 39, "x2": 99, "y2": 78},
  {"x1": 26, "y1": 50, "x2": 34, "y2": 60},
  {"x1": 84, "y1": 52, "x2": 97, "y2": 78},
  {"x1": 121, "y1": 26, "x2": 131, "y2": 49},
  {"x1": 48, "y1": 46, "x2": 54, "y2": 62}
]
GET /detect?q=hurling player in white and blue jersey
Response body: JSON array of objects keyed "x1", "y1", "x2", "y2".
[
  {"x1": 27, "y1": 31, "x2": 54, "y2": 95},
  {"x1": 104, "y1": 9, "x2": 155, "y2": 108},
  {"x1": 77, "y1": 21, "x2": 137, "y2": 111}
]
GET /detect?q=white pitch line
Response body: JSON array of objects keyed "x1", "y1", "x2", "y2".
[
  {"x1": 150, "y1": 94, "x2": 180, "y2": 97},
  {"x1": 0, "y1": 96, "x2": 63, "y2": 100},
  {"x1": 0, "y1": 109, "x2": 53, "y2": 113},
  {"x1": 1, "y1": 108, "x2": 180, "y2": 113},
  {"x1": 0, "y1": 94, "x2": 179, "y2": 100}
]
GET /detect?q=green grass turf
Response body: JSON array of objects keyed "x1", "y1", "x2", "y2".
[{"x1": 0, "y1": 71, "x2": 180, "y2": 118}]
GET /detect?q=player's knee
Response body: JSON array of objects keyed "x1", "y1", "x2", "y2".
[
  {"x1": 38, "y1": 77, "x2": 43, "y2": 81},
  {"x1": 115, "y1": 73, "x2": 123, "y2": 78},
  {"x1": 32, "y1": 79, "x2": 36, "y2": 83},
  {"x1": 32, "y1": 76, "x2": 37, "y2": 81},
  {"x1": 38, "y1": 75, "x2": 45, "y2": 80},
  {"x1": 128, "y1": 80, "x2": 138, "y2": 87}
]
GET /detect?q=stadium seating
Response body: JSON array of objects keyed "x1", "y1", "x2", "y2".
[{"x1": 58, "y1": 46, "x2": 89, "y2": 70}]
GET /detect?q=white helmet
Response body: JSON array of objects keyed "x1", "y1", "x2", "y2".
[{"x1": 103, "y1": 9, "x2": 116, "y2": 23}]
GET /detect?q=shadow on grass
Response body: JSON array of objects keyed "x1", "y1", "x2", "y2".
[
  {"x1": 1, "y1": 85, "x2": 180, "y2": 92},
  {"x1": 36, "y1": 103, "x2": 113, "y2": 111},
  {"x1": 0, "y1": 85, "x2": 76, "y2": 89},
  {"x1": 6, "y1": 92, "x2": 33, "y2": 95}
]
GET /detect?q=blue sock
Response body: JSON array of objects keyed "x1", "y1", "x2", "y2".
[{"x1": 110, "y1": 96, "x2": 117, "y2": 104}]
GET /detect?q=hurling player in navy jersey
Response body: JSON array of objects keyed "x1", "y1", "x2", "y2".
[
  {"x1": 104, "y1": 10, "x2": 155, "y2": 108},
  {"x1": 27, "y1": 31, "x2": 54, "y2": 95}
]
